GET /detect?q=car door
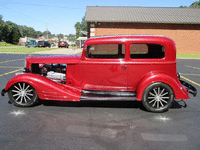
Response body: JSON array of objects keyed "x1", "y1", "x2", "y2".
[
  {"x1": 81, "y1": 43, "x2": 128, "y2": 91},
  {"x1": 127, "y1": 43, "x2": 166, "y2": 91}
]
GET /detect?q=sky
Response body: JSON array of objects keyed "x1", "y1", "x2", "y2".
[{"x1": 0, "y1": 0, "x2": 196, "y2": 35}]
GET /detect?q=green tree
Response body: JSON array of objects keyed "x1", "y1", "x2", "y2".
[
  {"x1": 8, "y1": 26, "x2": 21, "y2": 44},
  {"x1": 80, "y1": 16, "x2": 87, "y2": 33},
  {"x1": 43, "y1": 31, "x2": 52, "y2": 39},
  {"x1": 0, "y1": 15, "x2": 4, "y2": 25},
  {"x1": 67, "y1": 34, "x2": 76, "y2": 42},
  {"x1": 0, "y1": 24, "x2": 3, "y2": 41},
  {"x1": 74, "y1": 22, "x2": 81, "y2": 39},
  {"x1": 57, "y1": 33, "x2": 64, "y2": 40},
  {"x1": 1, "y1": 24, "x2": 10, "y2": 42},
  {"x1": 180, "y1": 1, "x2": 200, "y2": 8},
  {"x1": 190, "y1": 1, "x2": 200, "y2": 8},
  {"x1": 179, "y1": 5, "x2": 188, "y2": 8},
  {"x1": 74, "y1": 16, "x2": 88, "y2": 39},
  {"x1": 36, "y1": 31, "x2": 43, "y2": 38}
]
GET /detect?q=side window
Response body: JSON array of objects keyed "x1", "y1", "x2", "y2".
[
  {"x1": 87, "y1": 44, "x2": 125, "y2": 59},
  {"x1": 130, "y1": 44, "x2": 165, "y2": 59}
]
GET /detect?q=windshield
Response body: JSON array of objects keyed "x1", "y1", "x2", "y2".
[{"x1": 38, "y1": 41, "x2": 44, "y2": 44}]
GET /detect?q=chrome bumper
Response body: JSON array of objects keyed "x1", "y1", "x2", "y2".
[{"x1": 180, "y1": 79, "x2": 197, "y2": 97}]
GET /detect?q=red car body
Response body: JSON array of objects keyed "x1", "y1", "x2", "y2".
[
  {"x1": 2, "y1": 35, "x2": 197, "y2": 112},
  {"x1": 58, "y1": 41, "x2": 69, "y2": 48}
]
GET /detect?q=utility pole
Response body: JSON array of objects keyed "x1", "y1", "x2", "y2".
[{"x1": 46, "y1": 24, "x2": 48, "y2": 40}]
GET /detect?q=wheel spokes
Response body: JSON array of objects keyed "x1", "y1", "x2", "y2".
[
  {"x1": 149, "y1": 92, "x2": 156, "y2": 97},
  {"x1": 18, "y1": 83, "x2": 22, "y2": 91},
  {"x1": 148, "y1": 86, "x2": 170, "y2": 109},
  {"x1": 160, "y1": 100, "x2": 164, "y2": 107},
  {"x1": 157, "y1": 101, "x2": 159, "y2": 109},
  {"x1": 153, "y1": 88, "x2": 158, "y2": 95},
  {"x1": 160, "y1": 92, "x2": 168, "y2": 97},
  {"x1": 26, "y1": 93, "x2": 33, "y2": 96},
  {"x1": 13, "y1": 93, "x2": 20, "y2": 97},
  {"x1": 14, "y1": 86, "x2": 20, "y2": 91},
  {"x1": 24, "y1": 85, "x2": 30, "y2": 91},
  {"x1": 25, "y1": 95, "x2": 31, "y2": 100},
  {"x1": 149, "y1": 99, "x2": 156, "y2": 103},
  {"x1": 16, "y1": 95, "x2": 21, "y2": 101},
  {"x1": 12, "y1": 90, "x2": 19, "y2": 93},
  {"x1": 12, "y1": 83, "x2": 34, "y2": 104}
]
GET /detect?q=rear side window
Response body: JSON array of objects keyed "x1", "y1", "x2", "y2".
[
  {"x1": 87, "y1": 44, "x2": 125, "y2": 59},
  {"x1": 130, "y1": 44, "x2": 165, "y2": 59}
]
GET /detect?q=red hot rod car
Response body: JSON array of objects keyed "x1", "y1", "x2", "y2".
[{"x1": 1, "y1": 35, "x2": 197, "y2": 112}]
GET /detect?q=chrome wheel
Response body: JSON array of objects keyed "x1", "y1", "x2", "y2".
[
  {"x1": 147, "y1": 87, "x2": 170, "y2": 109},
  {"x1": 8, "y1": 82, "x2": 38, "y2": 107},
  {"x1": 142, "y1": 82, "x2": 174, "y2": 113}
]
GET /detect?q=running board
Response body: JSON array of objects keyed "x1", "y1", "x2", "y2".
[
  {"x1": 81, "y1": 90, "x2": 136, "y2": 101},
  {"x1": 80, "y1": 96, "x2": 137, "y2": 101},
  {"x1": 81, "y1": 90, "x2": 136, "y2": 97}
]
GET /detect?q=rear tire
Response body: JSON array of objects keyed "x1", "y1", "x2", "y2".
[
  {"x1": 8, "y1": 82, "x2": 38, "y2": 107},
  {"x1": 142, "y1": 82, "x2": 174, "y2": 113}
]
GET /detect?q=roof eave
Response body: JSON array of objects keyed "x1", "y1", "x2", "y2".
[{"x1": 86, "y1": 20, "x2": 200, "y2": 24}]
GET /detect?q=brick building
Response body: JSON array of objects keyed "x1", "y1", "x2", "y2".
[{"x1": 85, "y1": 6, "x2": 200, "y2": 54}]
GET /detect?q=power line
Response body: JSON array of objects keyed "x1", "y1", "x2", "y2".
[
  {"x1": 0, "y1": 5, "x2": 61, "y2": 32},
  {"x1": 0, "y1": 6, "x2": 43, "y2": 23},
  {"x1": 11, "y1": 2, "x2": 84, "y2": 10}
]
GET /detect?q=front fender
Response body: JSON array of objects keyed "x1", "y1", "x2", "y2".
[
  {"x1": 136, "y1": 72, "x2": 189, "y2": 101},
  {"x1": 5, "y1": 73, "x2": 81, "y2": 101}
]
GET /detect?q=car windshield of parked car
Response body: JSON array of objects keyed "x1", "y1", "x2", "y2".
[
  {"x1": 87, "y1": 44, "x2": 125, "y2": 59},
  {"x1": 130, "y1": 44, "x2": 165, "y2": 59},
  {"x1": 38, "y1": 41, "x2": 44, "y2": 44}
]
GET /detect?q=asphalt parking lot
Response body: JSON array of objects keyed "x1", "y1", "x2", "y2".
[{"x1": 0, "y1": 53, "x2": 199, "y2": 150}]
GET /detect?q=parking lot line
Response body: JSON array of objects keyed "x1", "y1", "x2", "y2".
[
  {"x1": 185, "y1": 65, "x2": 200, "y2": 70},
  {"x1": 0, "y1": 59, "x2": 24, "y2": 64},
  {"x1": 181, "y1": 75, "x2": 200, "y2": 87},
  {"x1": 181, "y1": 73, "x2": 200, "y2": 76},
  {"x1": 0, "y1": 66, "x2": 22, "y2": 68},
  {"x1": 0, "y1": 68, "x2": 23, "y2": 77}
]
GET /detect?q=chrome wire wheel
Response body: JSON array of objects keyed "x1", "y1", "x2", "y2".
[
  {"x1": 142, "y1": 82, "x2": 174, "y2": 113},
  {"x1": 8, "y1": 82, "x2": 38, "y2": 107}
]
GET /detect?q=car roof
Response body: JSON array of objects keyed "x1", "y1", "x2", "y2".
[
  {"x1": 85, "y1": 35, "x2": 174, "y2": 45},
  {"x1": 90, "y1": 34, "x2": 165, "y2": 39}
]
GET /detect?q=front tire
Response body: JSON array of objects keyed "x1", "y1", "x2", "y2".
[
  {"x1": 142, "y1": 82, "x2": 174, "y2": 113},
  {"x1": 8, "y1": 82, "x2": 38, "y2": 107}
]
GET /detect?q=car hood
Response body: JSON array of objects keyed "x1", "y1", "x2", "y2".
[{"x1": 26, "y1": 54, "x2": 81, "y2": 68}]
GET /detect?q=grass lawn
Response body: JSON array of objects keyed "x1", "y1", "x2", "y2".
[
  {"x1": 0, "y1": 47, "x2": 58, "y2": 54},
  {"x1": 69, "y1": 46, "x2": 79, "y2": 49},
  {"x1": 0, "y1": 42, "x2": 19, "y2": 47},
  {"x1": 177, "y1": 54, "x2": 200, "y2": 59}
]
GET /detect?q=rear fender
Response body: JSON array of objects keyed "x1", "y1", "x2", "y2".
[
  {"x1": 136, "y1": 72, "x2": 189, "y2": 101},
  {"x1": 5, "y1": 73, "x2": 81, "y2": 101}
]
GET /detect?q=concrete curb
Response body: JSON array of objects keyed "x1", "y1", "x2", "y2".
[{"x1": 177, "y1": 58, "x2": 200, "y2": 60}]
